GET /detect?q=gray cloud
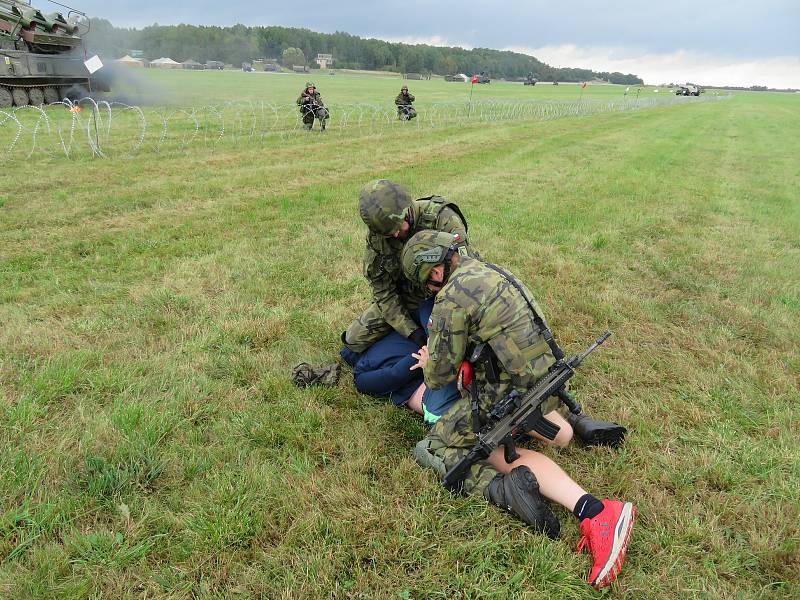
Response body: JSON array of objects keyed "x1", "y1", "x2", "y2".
[
  {"x1": 47, "y1": 0, "x2": 799, "y2": 85},
  {"x1": 63, "y1": 0, "x2": 798, "y2": 59}
]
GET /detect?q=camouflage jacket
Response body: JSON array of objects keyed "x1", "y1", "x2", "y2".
[
  {"x1": 424, "y1": 258, "x2": 556, "y2": 409},
  {"x1": 364, "y1": 196, "x2": 471, "y2": 338},
  {"x1": 395, "y1": 92, "x2": 415, "y2": 106},
  {"x1": 297, "y1": 91, "x2": 324, "y2": 107}
]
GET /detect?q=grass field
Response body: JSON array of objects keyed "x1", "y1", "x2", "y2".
[
  {"x1": 1, "y1": 70, "x2": 716, "y2": 162},
  {"x1": 1, "y1": 70, "x2": 799, "y2": 599}
]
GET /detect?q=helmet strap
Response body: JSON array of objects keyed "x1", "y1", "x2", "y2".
[{"x1": 440, "y1": 248, "x2": 456, "y2": 286}]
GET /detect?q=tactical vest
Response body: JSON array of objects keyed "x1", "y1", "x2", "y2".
[{"x1": 415, "y1": 196, "x2": 469, "y2": 233}]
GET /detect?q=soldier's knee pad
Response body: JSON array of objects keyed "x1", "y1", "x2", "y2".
[
  {"x1": 485, "y1": 466, "x2": 560, "y2": 539},
  {"x1": 413, "y1": 439, "x2": 447, "y2": 479}
]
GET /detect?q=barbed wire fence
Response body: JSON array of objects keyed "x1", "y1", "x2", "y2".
[{"x1": 0, "y1": 94, "x2": 731, "y2": 161}]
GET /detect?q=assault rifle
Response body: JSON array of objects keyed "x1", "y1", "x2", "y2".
[{"x1": 442, "y1": 331, "x2": 611, "y2": 492}]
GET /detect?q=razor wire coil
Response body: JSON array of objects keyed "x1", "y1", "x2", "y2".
[{"x1": 0, "y1": 94, "x2": 731, "y2": 161}]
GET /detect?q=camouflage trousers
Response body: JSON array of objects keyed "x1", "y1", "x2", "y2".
[
  {"x1": 414, "y1": 399, "x2": 499, "y2": 497},
  {"x1": 301, "y1": 106, "x2": 329, "y2": 129},
  {"x1": 343, "y1": 300, "x2": 421, "y2": 353},
  {"x1": 397, "y1": 106, "x2": 417, "y2": 120}
]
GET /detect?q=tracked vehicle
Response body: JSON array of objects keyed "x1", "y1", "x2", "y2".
[{"x1": 0, "y1": 0, "x2": 108, "y2": 107}]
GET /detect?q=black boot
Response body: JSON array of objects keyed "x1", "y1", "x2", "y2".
[
  {"x1": 567, "y1": 412, "x2": 627, "y2": 447},
  {"x1": 485, "y1": 466, "x2": 560, "y2": 539}
]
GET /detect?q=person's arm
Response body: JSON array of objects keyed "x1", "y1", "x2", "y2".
[
  {"x1": 436, "y1": 206, "x2": 471, "y2": 253},
  {"x1": 409, "y1": 94, "x2": 415, "y2": 102},
  {"x1": 395, "y1": 94, "x2": 402, "y2": 105},
  {"x1": 364, "y1": 248, "x2": 422, "y2": 340},
  {"x1": 425, "y1": 305, "x2": 469, "y2": 389}
]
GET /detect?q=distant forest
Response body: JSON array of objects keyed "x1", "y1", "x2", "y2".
[{"x1": 86, "y1": 20, "x2": 643, "y2": 85}]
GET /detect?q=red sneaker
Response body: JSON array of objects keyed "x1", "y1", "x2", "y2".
[{"x1": 576, "y1": 500, "x2": 635, "y2": 589}]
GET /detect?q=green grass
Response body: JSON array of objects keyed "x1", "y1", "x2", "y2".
[{"x1": 1, "y1": 70, "x2": 798, "y2": 599}]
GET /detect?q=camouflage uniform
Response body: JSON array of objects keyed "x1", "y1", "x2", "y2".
[
  {"x1": 416, "y1": 256, "x2": 561, "y2": 497},
  {"x1": 395, "y1": 89, "x2": 417, "y2": 120},
  {"x1": 344, "y1": 192, "x2": 472, "y2": 353},
  {"x1": 297, "y1": 83, "x2": 329, "y2": 130}
]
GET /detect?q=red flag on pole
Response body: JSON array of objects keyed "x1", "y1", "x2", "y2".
[{"x1": 471, "y1": 75, "x2": 479, "y2": 84}]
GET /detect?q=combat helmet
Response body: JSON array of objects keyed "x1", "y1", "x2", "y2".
[
  {"x1": 305, "y1": 81, "x2": 315, "y2": 89},
  {"x1": 359, "y1": 179, "x2": 413, "y2": 236},
  {"x1": 401, "y1": 229, "x2": 460, "y2": 287}
]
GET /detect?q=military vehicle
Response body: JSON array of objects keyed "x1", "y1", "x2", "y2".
[
  {"x1": 473, "y1": 71, "x2": 491, "y2": 84},
  {"x1": 524, "y1": 72, "x2": 537, "y2": 86},
  {"x1": 675, "y1": 84, "x2": 701, "y2": 96},
  {"x1": 0, "y1": 0, "x2": 109, "y2": 107}
]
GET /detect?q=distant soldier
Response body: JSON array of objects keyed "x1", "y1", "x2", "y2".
[
  {"x1": 395, "y1": 85, "x2": 417, "y2": 120},
  {"x1": 341, "y1": 179, "x2": 473, "y2": 354},
  {"x1": 297, "y1": 82, "x2": 329, "y2": 131}
]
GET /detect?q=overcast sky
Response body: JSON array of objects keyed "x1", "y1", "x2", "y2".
[{"x1": 62, "y1": 1, "x2": 799, "y2": 88}]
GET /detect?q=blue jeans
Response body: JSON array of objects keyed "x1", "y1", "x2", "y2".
[{"x1": 418, "y1": 299, "x2": 460, "y2": 425}]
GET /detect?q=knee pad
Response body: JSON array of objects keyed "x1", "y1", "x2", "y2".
[
  {"x1": 485, "y1": 466, "x2": 560, "y2": 539},
  {"x1": 413, "y1": 439, "x2": 447, "y2": 479}
]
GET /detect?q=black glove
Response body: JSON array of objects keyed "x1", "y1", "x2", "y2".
[{"x1": 408, "y1": 328, "x2": 427, "y2": 348}]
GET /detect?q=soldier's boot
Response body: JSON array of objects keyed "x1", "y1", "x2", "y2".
[
  {"x1": 485, "y1": 466, "x2": 560, "y2": 539},
  {"x1": 566, "y1": 412, "x2": 627, "y2": 448}
]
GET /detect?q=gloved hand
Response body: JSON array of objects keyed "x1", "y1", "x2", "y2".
[{"x1": 408, "y1": 328, "x2": 427, "y2": 348}]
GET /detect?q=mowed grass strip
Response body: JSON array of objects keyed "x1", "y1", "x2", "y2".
[{"x1": 1, "y1": 84, "x2": 798, "y2": 599}]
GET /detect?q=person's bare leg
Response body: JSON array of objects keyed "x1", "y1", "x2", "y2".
[
  {"x1": 487, "y1": 446, "x2": 586, "y2": 511},
  {"x1": 529, "y1": 410, "x2": 573, "y2": 447},
  {"x1": 405, "y1": 383, "x2": 425, "y2": 415}
]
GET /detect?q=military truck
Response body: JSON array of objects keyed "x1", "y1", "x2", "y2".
[
  {"x1": 675, "y1": 84, "x2": 701, "y2": 96},
  {"x1": 524, "y1": 72, "x2": 537, "y2": 86},
  {"x1": 0, "y1": 0, "x2": 109, "y2": 107}
]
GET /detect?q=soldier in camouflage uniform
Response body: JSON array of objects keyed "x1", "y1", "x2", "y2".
[
  {"x1": 341, "y1": 179, "x2": 473, "y2": 354},
  {"x1": 297, "y1": 82, "x2": 329, "y2": 131},
  {"x1": 401, "y1": 230, "x2": 636, "y2": 590},
  {"x1": 395, "y1": 85, "x2": 417, "y2": 120}
]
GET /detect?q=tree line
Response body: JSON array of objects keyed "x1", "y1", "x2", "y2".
[{"x1": 86, "y1": 20, "x2": 643, "y2": 84}]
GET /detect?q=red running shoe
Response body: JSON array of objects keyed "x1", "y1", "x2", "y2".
[{"x1": 576, "y1": 500, "x2": 635, "y2": 589}]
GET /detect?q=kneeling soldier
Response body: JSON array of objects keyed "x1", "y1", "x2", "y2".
[
  {"x1": 401, "y1": 230, "x2": 636, "y2": 590},
  {"x1": 395, "y1": 85, "x2": 417, "y2": 120},
  {"x1": 297, "y1": 82, "x2": 329, "y2": 131},
  {"x1": 341, "y1": 179, "x2": 474, "y2": 353}
]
